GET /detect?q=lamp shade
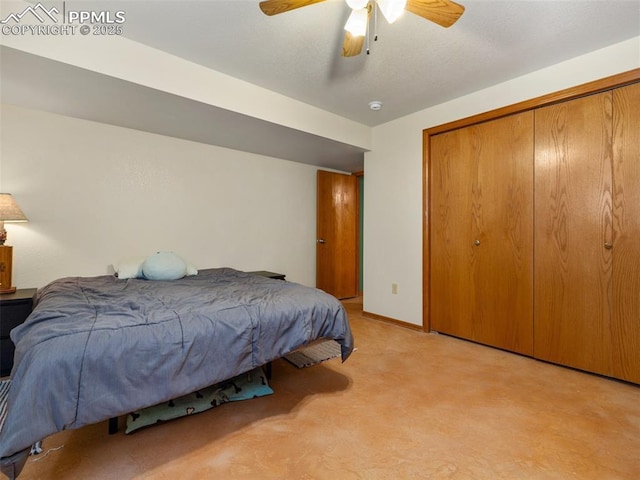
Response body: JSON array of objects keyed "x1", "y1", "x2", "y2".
[
  {"x1": 0, "y1": 194, "x2": 27, "y2": 293},
  {"x1": 345, "y1": 8, "x2": 368, "y2": 36},
  {"x1": 0, "y1": 193, "x2": 28, "y2": 222},
  {"x1": 346, "y1": 0, "x2": 368, "y2": 9},
  {"x1": 378, "y1": 0, "x2": 406, "y2": 23}
]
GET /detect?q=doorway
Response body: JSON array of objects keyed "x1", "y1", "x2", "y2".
[{"x1": 316, "y1": 170, "x2": 363, "y2": 299}]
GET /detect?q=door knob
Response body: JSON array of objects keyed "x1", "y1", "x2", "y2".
[
  {"x1": 604, "y1": 243, "x2": 613, "y2": 250},
  {"x1": 317, "y1": 239, "x2": 326, "y2": 244},
  {"x1": 474, "y1": 240, "x2": 480, "y2": 246}
]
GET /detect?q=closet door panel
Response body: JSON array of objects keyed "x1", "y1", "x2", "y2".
[
  {"x1": 534, "y1": 92, "x2": 614, "y2": 375},
  {"x1": 612, "y1": 82, "x2": 640, "y2": 383},
  {"x1": 431, "y1": 113, "x2": 534, "y2": 352},
  {"x1": 430, "y1": 129, "x2": 475, "y2": 339},
  {"x1": 472, "y1": 112, "x2": 534, "y2": 355}
]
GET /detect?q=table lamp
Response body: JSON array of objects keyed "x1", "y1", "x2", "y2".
[{"x1": 0, "y1": 193, "x2": 28, "y2": 294}]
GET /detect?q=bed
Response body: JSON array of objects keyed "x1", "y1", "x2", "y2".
[{"x1": 0, "y1": 267, "x2": 354, "y2": 479}]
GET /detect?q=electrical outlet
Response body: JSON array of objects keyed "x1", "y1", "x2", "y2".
[{"x1": 391, "y1": 283, "x2": 398, "y2": 294}]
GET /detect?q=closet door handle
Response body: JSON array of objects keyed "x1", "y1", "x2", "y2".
[
  {"x1": 474, "y1": 240, "x2": 481, "y2": 246},
  {"x1": 604, "y1": 243, "x2": 613, "y2": 250}
]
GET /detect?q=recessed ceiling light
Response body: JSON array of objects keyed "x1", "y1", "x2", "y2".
[{"x1": 369, "y1": 100, "x2": 383, "y2": 111}]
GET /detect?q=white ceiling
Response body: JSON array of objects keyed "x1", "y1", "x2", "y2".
[
  {"x1": 2, "y1": 0, "x2": 639, "y2": 171},
  {"x1": 98, "y1": 0, "x2": 640, "y2": 125}
]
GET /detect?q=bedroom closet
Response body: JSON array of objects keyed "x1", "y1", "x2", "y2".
[
  {"x1": 426, "y1": 76, "x2": 640, "y2": 384},
  {"x1": 430, "y1": 112, "x2": 534, "y2": 355}
]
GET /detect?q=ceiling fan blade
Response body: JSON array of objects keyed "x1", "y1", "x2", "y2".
[
  {"x1": 259, "y1": 0, "x2": 326, "y2": 16},
  {"x1": 405, "y1": 0, "x2": 465, "y2": 28},
  {"x1": 342, "y1": 31, "x2": 365, "y2": 57}
]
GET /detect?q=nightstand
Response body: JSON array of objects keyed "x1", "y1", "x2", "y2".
[
  {"x1": 1, "y1": 288, "x2": 37, "y2": 377},
  {"x1": 248, "y1": 271, "x2": 286, "y2": 281}
]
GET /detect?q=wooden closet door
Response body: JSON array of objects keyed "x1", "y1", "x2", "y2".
[
  {"x1": 472, "y1": 112, "x2": 534, "y2": 355},
  {"x1": 430, "y1": 128, "x2": 475, "y2": 339},
  {"x1": 611, "y1": 82, "x2": 640, "y2": 383},
  {"x1": 430, "y1": 112, "x2": 534, "y2": 353},
  {"x1": 534, "y1": 92, "x2": 615, "y2": 376}
]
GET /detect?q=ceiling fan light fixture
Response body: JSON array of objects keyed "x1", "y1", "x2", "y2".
[
  {"x1": 377, "y1": 0, "x2": 406, "y2": 24},
  {"x1": 346, "y1": 0, "x2": 369, "y2": 9},
  {"x1": 344, "y1": 8, "x2": 368, "y2": 37}
]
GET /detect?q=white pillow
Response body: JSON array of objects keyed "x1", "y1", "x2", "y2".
[
  {"x1": 142, "y1": 252, "x2": 187, "y2": 281},
  {"x1": 115, "y1": 257, "x2": 145, "y2": 279},
  {"x1": 186, "y1": 263, "x2": 198, "y2": 276}
]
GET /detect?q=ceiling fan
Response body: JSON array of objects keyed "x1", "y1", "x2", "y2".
[{"x1": 258, "y1": 0, "x2": 465, "y2": 57}]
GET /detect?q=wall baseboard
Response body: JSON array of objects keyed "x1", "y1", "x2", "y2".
[{"x1": 362, "y1": 311, "x2": 425, "y2": 332}]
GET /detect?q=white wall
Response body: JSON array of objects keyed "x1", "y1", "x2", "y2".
[
  {"x1": 1, "y1": 104, "x2": 322, "y2": 289},
  {"x1": 364, "y1": 36, "x2": 640, "y2": 327}
]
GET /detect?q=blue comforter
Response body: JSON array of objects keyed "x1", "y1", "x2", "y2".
[{"x1": 0, "y1": 268, "x2": 353, "y2": 468}]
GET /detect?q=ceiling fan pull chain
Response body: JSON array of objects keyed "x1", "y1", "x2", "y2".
[
  {"x1": 366, "y1": 3, "x2": 371, "y2": 54},
  {"x1": 367, "y1": 1, "x2": 378, "y2": 54},
  {"x1": 374, "y1": 2, "x2": 378, "y2": 42}
]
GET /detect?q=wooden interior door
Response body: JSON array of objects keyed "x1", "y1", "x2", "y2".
[
  {"x1": 471, "y1": 112, "x2": 534, "y2": 355},
  {"x1": 316, "y1": 170, "x2": 358, "y2": 299},
  {"x1": 611, "y1": 82, "x2": 640, "y2": 383},
  {"x1": 534, "y1": 91, "x2": 615, "y2": 376},
  {"x1": 430, "y1": 128, "x2": 475, "y2": 339}
]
